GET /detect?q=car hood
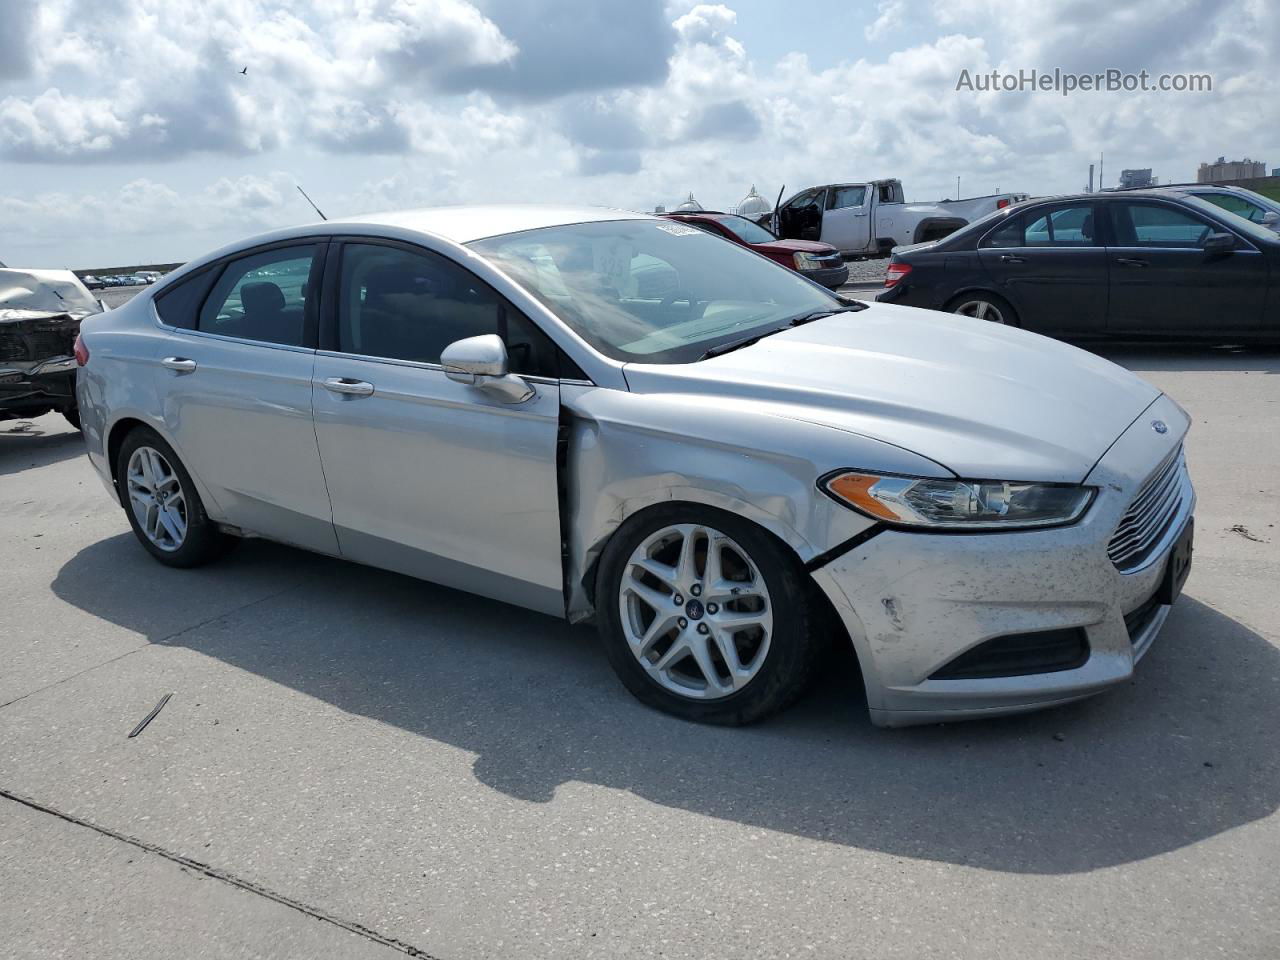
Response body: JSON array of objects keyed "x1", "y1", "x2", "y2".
[
  {"x1": 622, "y1": 304, "x2": 1161, "y2": 483},
  {"x1": 756, "y1": 238, "x2": 839, "y2": 255}
]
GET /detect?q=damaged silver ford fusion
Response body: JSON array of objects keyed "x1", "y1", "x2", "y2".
[
  {"x1": 1, "y1": 268, "x2": 104, "y2": 429},
  {"x1": 76, "y1": 205, "x2": 1194, "y2": 727}
]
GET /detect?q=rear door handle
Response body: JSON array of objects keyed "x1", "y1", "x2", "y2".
[
  {"x1": 999, "y1": 255, "x2": 1026, "y2": 263},
  {"x1": 161, "y1": 356, "x2": 197, "y2": 373},
  {"x1": 322, "y1": 377, "x2": 375, "y2": 398},
  {"x1": 1116, "y1": 257, "x2": 1148, "y2": 267}
]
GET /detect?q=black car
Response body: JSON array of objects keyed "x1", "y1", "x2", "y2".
[{"x1": 876, "y1": 190, "x2": 1279, "y2": 341}]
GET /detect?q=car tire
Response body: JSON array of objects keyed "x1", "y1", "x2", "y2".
[
  {"x1": 595, "y1": 504, "x2": 824, "y2": 725},
  {"x1": 946, "y1": 291, "x2": 1019, "y2": 327},
  {"x1": 115, "y1": 426, "x2": 230, "y2": 568}
]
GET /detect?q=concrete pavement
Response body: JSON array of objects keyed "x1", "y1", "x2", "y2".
[{"x1": 2, "y1": 344, "x2": 1278, "y2": 959}]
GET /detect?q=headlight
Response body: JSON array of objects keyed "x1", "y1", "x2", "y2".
[
  {"x1": 822, "y1": 471, "x2": 1095, "y2": 529},
  {"x1": 793, "y1": 252, "x2": 824, "y2": 271}
]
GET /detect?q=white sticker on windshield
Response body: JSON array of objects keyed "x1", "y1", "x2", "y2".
[{"x1": 654, "y1": 222, "x2": 701, "y2": 237}]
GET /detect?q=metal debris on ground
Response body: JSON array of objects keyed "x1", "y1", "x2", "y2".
[{"x1": 128, "y1": 693, "x2": 173, "y2": 738}]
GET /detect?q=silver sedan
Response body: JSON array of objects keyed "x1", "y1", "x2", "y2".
[{"x1": 75, "y1": 205, "x2": 1195, "y2": 726}]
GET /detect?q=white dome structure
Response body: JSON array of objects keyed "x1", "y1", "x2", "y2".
[
  {"x1": 734, "y1": 184, "x2": 771, "y2": 217},
  {"x1": 674, "y1": 192, "x2": 704, "y2": 212}
]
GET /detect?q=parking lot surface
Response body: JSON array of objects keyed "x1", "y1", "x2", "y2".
[{"x1": 2, "y1": 343, "x2": 1278, "y2": 959}]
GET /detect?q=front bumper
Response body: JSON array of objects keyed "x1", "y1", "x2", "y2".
[
  {"x1": 813, "y1": 393, "x2": 1194, "y2": 727},
  {"x1": 0, "y1": 360, "x2": 77, "y2": 418},
  {"x1": 802, "y1": 264, "x2": 850, "y2": 290}
]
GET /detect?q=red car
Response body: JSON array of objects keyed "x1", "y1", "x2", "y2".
[{"x1": 660, "y1": 211, "x2": 849, "y2": 289}]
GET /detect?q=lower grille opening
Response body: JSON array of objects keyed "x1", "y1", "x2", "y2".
[
  {"x1": 1123, "y1": 594, "x2": 1164, "y2": 644},
  {"x1": 929, "y1": 628, "x2": 1090, "y2": 681}
]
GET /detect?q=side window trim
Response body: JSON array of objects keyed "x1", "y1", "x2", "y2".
[{"x1": 323, "y1": 236, "x2": 577, "y2": 380}]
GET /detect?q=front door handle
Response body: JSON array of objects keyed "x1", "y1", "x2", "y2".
[
  {"x1": 1116, "y1": 257, "x2": 1148, "y2": 267},
  {"x1": 999, "y1": 254, "x2": 1026, "y2": 263},
  {"x1": 322, "y1": 377, "x2": 375, "y2": 398},
  {"x1": 161, "y1": 356, "x2": 197, "y2": 373}
]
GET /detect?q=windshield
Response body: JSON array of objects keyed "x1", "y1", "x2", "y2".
[
  {"x1": 1182, "y1": 195, "x2": 1280, "y2": 244},
  {"x1": 468, "y1": 219, "x2": 841, "y2": 364},
  {"x1": 715, "y1": 215, "x2": 778, "y2": 244}
]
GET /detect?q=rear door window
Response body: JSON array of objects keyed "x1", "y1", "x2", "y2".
[
  {"x1": 982, "y1": 204, "x2": 1097, "y2": 247},
  {"x1": 198, "y1": 246, "x2": 319, "y2": 346}
]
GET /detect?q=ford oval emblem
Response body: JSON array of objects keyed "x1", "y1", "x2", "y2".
[{"x1": 1151, "y1": 420, "x2": 1168, "y2": 434}]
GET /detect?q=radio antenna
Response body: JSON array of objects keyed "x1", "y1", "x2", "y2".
[{"x1": 296, "y1": 184, "x2": 327, "y2": 221}]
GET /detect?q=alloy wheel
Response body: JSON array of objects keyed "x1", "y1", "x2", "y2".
[
  {"x1": 953, "y1": 299, "x2": 1007, "y2": 323},
  {"x1": 618, "y1": 523, "x2": 773, "y2": 700},
  {"x1": 125, "y1": 445, "x2": 188, "y2": 552}
]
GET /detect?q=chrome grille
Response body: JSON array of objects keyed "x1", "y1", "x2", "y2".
[{"x1": 1108, "y1": 446, "x2": 1186, "y2": 571}]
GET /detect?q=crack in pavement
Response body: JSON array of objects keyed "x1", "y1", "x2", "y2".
[
  {"x1": 0, "y1": 788, "x2": 440, "y2": 959},
  {"x1": 0, "y1": 579, "x2": 309, "y2": 711}
]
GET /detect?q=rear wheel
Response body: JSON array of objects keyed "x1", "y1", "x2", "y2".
[
  {"x1": 115, "y1": 427, "x2": 230, "y2": 568},
  {"x1": 947, "y1": 292, "x2": 1018, "y2": 326},
  {"x1": 596, "y1": 505, "x2": 823, "y2": 725}
]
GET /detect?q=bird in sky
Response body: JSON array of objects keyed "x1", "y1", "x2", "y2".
[{"x1": 239, "y1": 66, "x2": 248, "y2": 75}]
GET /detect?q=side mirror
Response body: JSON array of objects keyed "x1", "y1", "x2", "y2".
[
  {"x1": 441, "y1": 334, "x2": 534, "y2": 404},
  {"x1": 1261, "y1": 211, "x2": 1280, "y2": 230},
  {"x1": 1202, "y1": 232, "x2": 1236, "y2": 255}
]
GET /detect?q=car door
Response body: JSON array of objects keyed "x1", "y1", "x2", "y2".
[
  {"x1": 1104, "y1": 199, "x2": 1268, "y2": 337},
  {"x1": 311, "y1": 239, "x2": 567, "y2": 616},
  {"x1": 152, "y1": 240, "x2": 338, "y2": 554},
  {"x1": 976, "y1": 201, "x2": 1109, "y2": 335},
  {"x1": 819, "y1": 185, "x2": 871, "y2": 254},
  {"x1": 775, "y1": 188, "x2": 826, "y2": 243}
]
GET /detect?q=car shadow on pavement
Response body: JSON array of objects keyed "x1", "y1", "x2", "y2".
[
  {"x1": 53, "y1": 534, "x2": 1280, "y2": 876},
  {"x1": 0, "y1": 418, "x2": 85, "y2": 477},
  {"x1": 1090, "y1": 342, "x2": 1280, "y2": 373}
]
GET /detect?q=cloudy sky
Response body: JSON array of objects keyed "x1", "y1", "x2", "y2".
[{"x1": 1, "y1": 0, "x2": 1275, "y2": 267}]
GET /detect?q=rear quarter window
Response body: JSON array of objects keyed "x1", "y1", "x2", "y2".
[{"x1": 153, "y1": 268, "x2": 218, "y2": 330}]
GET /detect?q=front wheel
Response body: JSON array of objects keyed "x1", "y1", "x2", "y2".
[
  {"x1": 115, "y1": 427, "x2": 230, "y2": 568},
  {"x1": 947, "y1": 292, "x2": 1018, "y2": 326},
  {"x1": 595, "y1": 505, "x2": 823, "y2": 725}
]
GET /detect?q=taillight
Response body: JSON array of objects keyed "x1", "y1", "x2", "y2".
[
  {"x1": 884, "y1": 262, "x2": 912, "y2": 288},
  {"x1": 997, "y1": 198, "x2": 1011, "y2": 209},
  {"x1": 74, "y1": 333, "x2": 89, "y2": 367}
]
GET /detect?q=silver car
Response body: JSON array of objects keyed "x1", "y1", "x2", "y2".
[{"x1": 75, "y1": 205, "x2": 1195, "y2": 726}]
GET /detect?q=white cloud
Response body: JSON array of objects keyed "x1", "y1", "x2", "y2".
[
  {"x1": 865, "y1": 0, "x2": 905, "y2": 41},
  {"x1": 2, "y1": 0, "x2": 1277, "y2": 265}
]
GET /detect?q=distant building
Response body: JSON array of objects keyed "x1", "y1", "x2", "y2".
[
  {"x1": 1273, "y1": 167, "x2": 1279, "y2": 177},
  {"x1": 732, "y1": 185, "x2": 772, "y2": 218},
  {"x1": 1198, "y1": 157, "x2": 1267, "y2": 182},
  {"x1": 1118, "y1": 168, "x2": 1156, "y2": 189},
  {"x1": 674, "y1": 192, "x2": 704, "y2": 212}
]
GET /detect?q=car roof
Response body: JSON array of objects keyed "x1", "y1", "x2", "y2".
[{"x1": 335, "y1": 204, "x2": 651, "y2": 244}]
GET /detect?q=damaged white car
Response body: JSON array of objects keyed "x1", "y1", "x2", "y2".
[
  {"x1": 75, "y1": 206, "x2": 1194, "y2": 726},
  {"x1": 1, "y1": 267, "x2": 103, "y2": 429}
]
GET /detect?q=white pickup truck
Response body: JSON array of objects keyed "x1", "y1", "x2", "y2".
[{"x1": 771, "y1": 179, "x2": 1029, "y2": 257}]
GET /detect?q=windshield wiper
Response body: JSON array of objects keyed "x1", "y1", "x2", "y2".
[
  {"x1": 698, "y1": 332, "x2": 773, "y2": 360},
  {"x1": 697, "y1": 304, "x2": 866, "y2": 361},
  {"x1": 786, "y1": 303, "x2": 866, "y2": 327}
]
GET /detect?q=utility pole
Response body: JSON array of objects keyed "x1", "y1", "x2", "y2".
[
  {"x1": 955, "y1": 175, "x2": 961, "y2": 200},
  {"x1": 1099, "y1": 152, "x2": 1104, "y2": 191}
]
